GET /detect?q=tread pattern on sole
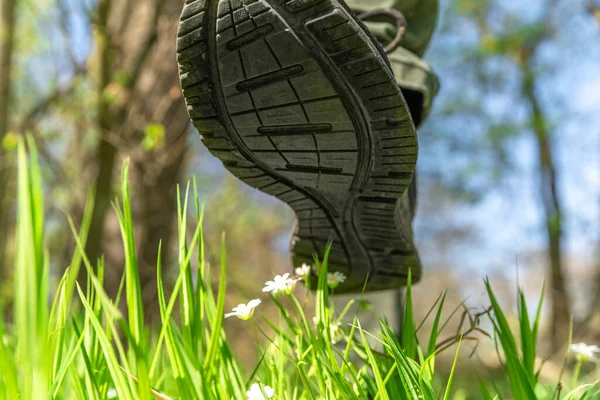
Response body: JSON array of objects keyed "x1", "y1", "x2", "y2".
[{"x1": 177, "y1": 0, "x2": 421, "y2": 292}]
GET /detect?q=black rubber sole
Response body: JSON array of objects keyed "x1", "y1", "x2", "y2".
[{"x1": 177, "y1": 0, "x2": 421, "y2": 293}]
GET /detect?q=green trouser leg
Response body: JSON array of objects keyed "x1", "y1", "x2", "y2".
[
  {"x1": 346, "y1": 0, "x2": 440, "y2": 124},
  {"x1": 345, "y1": 0, "x2": 439, "y2": 57}
]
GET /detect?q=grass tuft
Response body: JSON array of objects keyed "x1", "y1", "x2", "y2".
[{"x1": 1, "y1": 140, "x2": 598, "y2": 399}]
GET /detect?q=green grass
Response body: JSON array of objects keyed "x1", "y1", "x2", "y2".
[{"x1": 0, "y1": 138, "x2": 598, "y2": 399}]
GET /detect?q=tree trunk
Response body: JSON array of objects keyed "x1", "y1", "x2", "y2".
[
  {"x1": 85, "y1": 0, "x2": 116, "y2": 266},
  {"x1": 579, "y1": 0, "x2": 600, "y2": 341},
  {"x1": 123, "y1": 0, "x2": 189, "y2": 318},
  {"x1": 522, "y1": 61, "x2": 571, "y2": 352},
  {"x1": 0, "y1": 0, "x2": 16, "y2": 277},
  {"x1": 83, "y1": 0, "x2": 189, "y2": 321},
  {"x1": 85, "y1": 140, "x2": 118, "y2": 265}
]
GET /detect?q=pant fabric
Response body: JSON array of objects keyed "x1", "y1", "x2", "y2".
[{"x1": 346, "y1": 0, "x2": 440, "y2": 123}]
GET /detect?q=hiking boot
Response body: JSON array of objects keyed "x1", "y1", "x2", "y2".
[{"x1": 177, "y1": 0, "x2": 421, "y2": 293}]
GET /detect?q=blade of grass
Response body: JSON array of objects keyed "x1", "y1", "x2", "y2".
[
  {"x1": 113, "y1": 159, "x2": 145, "y2": 347},
  {"x1": 358, "y1": 321, "x2": 390, "y2": 400},
  {"x1": 50, "y1": 319, "x2": 89, "y2": 397},
  {"x1": 14, "y1": 137, "x2": 50, "y2": 398},
  {"x1": 76, "y1": 284, "x2": 133, "y2": 400},
  {"x1": 203, "y1": 233, "x2": 227, "y2": 371},
  {"x1": 0, "y1": 314, "x2": 19, "y2": 398},
  {"x1": 442, "y1": 337, "x2": 462, "y2": 400},
  {"x1": 485, "y1": 279, "x2": 537, "y2": 399},
  {"x1": 149, "y1": 218, "x2": 203, "y2": 378},
  {"x1": 401, "y1": 270, "x2": 417, "y2": 361},
  {"x1": 518, "y1": 287, "x2": 535, "y2": 383},
  {"x1": 177, "y1": 183, "x2": 196, "y2": 347},
  {"x1": 71, "y1": 318, "x2": 102, "y2": 400}
]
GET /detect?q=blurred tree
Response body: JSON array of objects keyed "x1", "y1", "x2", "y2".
[
  {"x1": 1, "y1": 0, "x2": 597, "y2": 354},
  {"x1": 81, "y1": 0, "x2": 192, "y2": 318},
  {"x1": 0, "y1": 0, "x2": 16, "y2": 279},
  {"x1": 479, "y1": 0, "x2": 570, "y2": 352},
  {"x1": 420, "y1": 0, "x2": 589, "y2": 351},
  {"x1": 518, "y1": 33, "x2": 570, "y2": 352},
  {"x1": 420, "y1": 0, "x2": 600, "y2": 349},
  {"x1": 580, "y1": 0, "x2": 600, "y2": 337},
  {"x1": 0, "y1": 0, "x2": 292, "y2": 326}
]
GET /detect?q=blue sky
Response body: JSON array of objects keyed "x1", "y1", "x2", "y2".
[{"x1": 414, "y1": 0, "x2": 600, "y2": 282}]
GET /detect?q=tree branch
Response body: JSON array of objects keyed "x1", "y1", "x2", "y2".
[
  {"x1": 16, "y1": 68, "x2": 86, "y2": 133},
  {"x1": 84, "y1": 0, "x2": 117, "y2": 266},
  {"x1": 14, "y1": 68, "x2": 88, "y2": 184},
  {"x1": 124, "y1": 0, "x2": 168, "y2": 91},
  {"x1": 587, "y1": 1, "x2": 600, "y2": 25}
]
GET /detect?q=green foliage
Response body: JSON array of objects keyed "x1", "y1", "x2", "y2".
[
  {"x1": 1, "y1": 142, "x2": 598, "y2": 399},
  {"x1": 1, "y1": 132, "x2": 18, "y2": 152},
  {"x1": 142, "y1": 123, "x2": 166, "y2": 151},
  {"x1": 484, "y1": 279, "x2": 539, "y2": 398}
]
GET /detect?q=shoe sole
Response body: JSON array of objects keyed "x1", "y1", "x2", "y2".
[{"x1": 177, "y1": 0, "x2": 421, "y2": 292}]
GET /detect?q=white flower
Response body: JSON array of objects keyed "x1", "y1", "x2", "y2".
[
  {"x1": 224, "y1": 299, "x2": 261, "y2": 320},
  {"x1": 329, "y1": 322, "x2": 344, "y2": 344},
  {"x1": 327, "y1": 271, "x2": 346, "y2": 289},
  {"x1": 106, "y1": 388, "x2": 118, "y2": 399},
  {"x1": 263, "y1": 273, "x2": 294, "y2": 295},
  {"x1": 295, "y1": 264, "x2": 312, "y2": 279},
  {"x1": 246, "y1": 383, "x2": 275, "y2": 400},
  {"x1": 284, "y1": 278, "x2": 297, "y2": 295},
  {"x1": 571, "y1": 342, "x2": 600, "y2": 361}
]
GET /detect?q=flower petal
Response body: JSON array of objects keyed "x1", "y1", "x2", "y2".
[{"x1": 247, "y1": 299, "x2": 262, "y2": 308}]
